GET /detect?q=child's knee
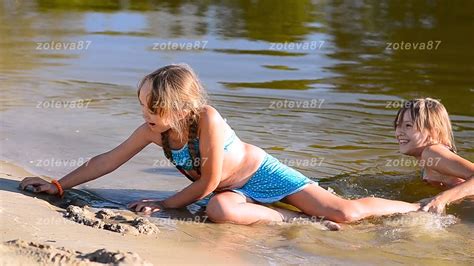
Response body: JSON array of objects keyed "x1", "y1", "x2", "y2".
[
  {"x1": 206, "y1": 196, "x2": 238, "y2": 223},
  {"x1": 332, "y1": 202, "x2": 364, "y2": 223}
]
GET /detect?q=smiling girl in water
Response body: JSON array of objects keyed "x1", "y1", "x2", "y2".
[
  {"x1": 20, "y1": 64, "x2": 420, "y2": 225},
  {"x1": 394, "y1": 98, "x2": 474, "y2": 213}
]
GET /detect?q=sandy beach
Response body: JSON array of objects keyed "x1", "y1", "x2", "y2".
[
  {"x1": 0, "y1": 160, "x2": 249, "y2": 265},
  {"x1": 3, "y1": 160, "x2": 472, "y2": 265},
  {"x1": 1, "y1": 1, "x2": 473, "y2": 264}
]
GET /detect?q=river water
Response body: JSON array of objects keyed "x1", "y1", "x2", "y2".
[{"x1": 1, "y1": 0, "x2": 473, "y2": 264}]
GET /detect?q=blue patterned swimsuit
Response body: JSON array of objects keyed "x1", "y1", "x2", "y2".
[{"x1": 170, "y1": 129, "x2": 314, "y2": 203}]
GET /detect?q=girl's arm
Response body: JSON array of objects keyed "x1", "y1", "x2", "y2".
[
  {"x1": 435, "y1": 177, "x2": 474, "y2": 202},
  {"x1": 161, "y1": 108, "x2": 225, "y2": 208},
  {"x1": 20, "y1": 123, "x2": 152, "y2": 193},
  {"x1": 421, "y1": 177, "x2": 474, "y2": 213},
  {"x1": 420, "y1": 145, "x2": 474, "y2": 212}
]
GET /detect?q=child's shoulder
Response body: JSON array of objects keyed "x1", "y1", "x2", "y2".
[
  {"x1": 197, "y1": 105, "x2": 231, "y2": 136},
  {"x1": 199, "y1": 105, "x2": 224, "y2": 124},
  {"x1": 200, "y1": 105, "x2": 218, "y2": 115},
  {"x1": 421, "y1": 144, "x2": 453, "y2": 161}
]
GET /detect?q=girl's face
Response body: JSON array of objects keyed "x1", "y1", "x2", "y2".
[
  {"x1": 395, "y1": 111, "x2": 430, "y2": 157},
  {"x1": 138, "y1": 81, "x2": 171, "y2": 133}
]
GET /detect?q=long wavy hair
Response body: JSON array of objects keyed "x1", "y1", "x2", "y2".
[{"x1": 137, "y1": 64, "x2": 208, "y2": 140}]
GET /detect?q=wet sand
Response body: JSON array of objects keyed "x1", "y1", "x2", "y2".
[
  {"x1": 0, "y1": 161, "x2": 246, "y2": 265},
  {"x1": 2, "y1": 159, "x2": 473, "y2": 265}
]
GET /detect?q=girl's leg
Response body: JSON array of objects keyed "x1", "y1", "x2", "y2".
[
  {"x1": 206, "y1": 191, "x2": 296, "y2": 224},
  {"x1": 283, "y1": 183, "x2": 420, "y2": 223}
]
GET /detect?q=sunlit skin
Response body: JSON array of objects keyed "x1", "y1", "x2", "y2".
[
  {"x1": 395, "y1": 111, "x2": 431, "y2": 158},
  {"x1": 20, "y1": 76, "x2": 420, "y2": 228},
  {"x1": 395, "y1": 111, "x2": 474, "y2": 213},
  {"x1": 137, "y1": 80, "x2": 268, "y2": 188},
  {"x1": 127, "y1": 82, "x2": 421, "y2": 225}
]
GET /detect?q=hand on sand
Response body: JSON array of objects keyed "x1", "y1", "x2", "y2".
[
  {"x1": 127, "y1": 199, "x2": 164, "y2": 214},
  {"x1": 19, "y1": 176, "x2": 58, "y2": 195}
]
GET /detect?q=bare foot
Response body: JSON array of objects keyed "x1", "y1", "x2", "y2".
[{"x1": 320, "y1": 220, "x2": 341, "y2": 231}]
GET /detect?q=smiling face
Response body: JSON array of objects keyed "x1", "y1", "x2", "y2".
[
  {"x1": 395, "y1": 111, "x2": 430, "y2": 157},
  {"x1": 138, "y1": 80, "x2": 171, "y2": 133}
]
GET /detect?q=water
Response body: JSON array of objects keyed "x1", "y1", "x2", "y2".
[{"x1": 1, "y1": 0, "x2": 473, "y2": 264}]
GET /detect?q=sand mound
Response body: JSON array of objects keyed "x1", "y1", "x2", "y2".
[
  {"x1": 1, "y1": 239, "x2": 152, "y2": 265},
  {"x1": 65, "y1": 206, "x2": 159, "y2": 235}
]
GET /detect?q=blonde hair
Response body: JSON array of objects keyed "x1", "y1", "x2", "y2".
[
  {"x1": 394, "y1": 98, "x2": 456, "y2": 152},
  {"x1": 137, "y1": 64, "x2": 207, "y2": 140}
]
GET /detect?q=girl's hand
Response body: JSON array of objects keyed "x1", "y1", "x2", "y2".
[
  {"x1": 419, "y1": 196, "x2": 448, "y2": 214},
  {"x1": 19, "y1": 177, "x2": 58, "y2": 195},
  {"x1": 127, "y1": 199, "x2": 164, "y2": 214}
]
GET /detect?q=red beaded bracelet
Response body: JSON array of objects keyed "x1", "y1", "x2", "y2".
[{"x1": 51, "y1": 179, "x2": 64, "y2": 198}]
